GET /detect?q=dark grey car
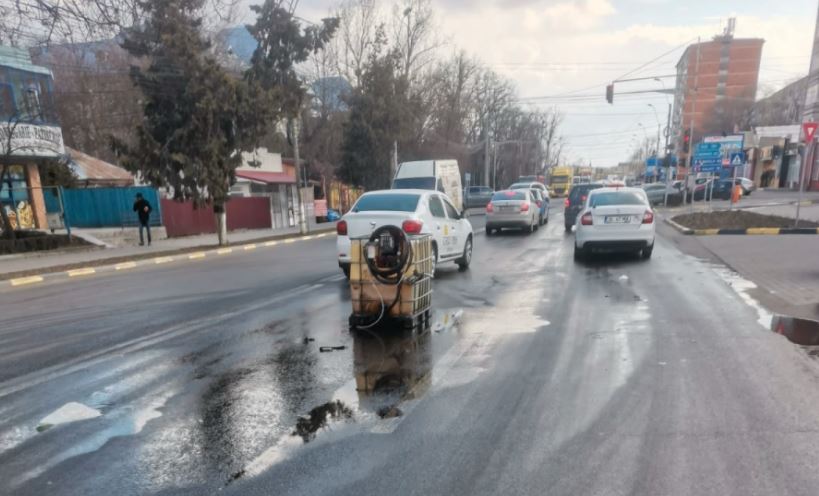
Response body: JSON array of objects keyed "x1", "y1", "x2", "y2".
[
  {"x1": 564, "y1": 183, "x2": 605, "y2": 232},
  {"x1": 464, "y1": 186, "x2": 494, "y2": 208}
]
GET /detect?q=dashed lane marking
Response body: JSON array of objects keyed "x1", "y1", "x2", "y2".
[
  {"x1": 244, "y1": 244, "x2": 257, "y2": 250},
  {"x1": 284, "y1": 239, "x2": 296, "y2": 244},
  {"x1": 115, "y1": 262, "x2": 137, "y2": 271},
  {"x1": 217, "y1": 248, "x2": 233, "y2": 255},
  {"x1": 154, "y1": 257, "x2": 174, "y2": 264},
  {"x1": 188, "y1": 252, "x2": 206, "y2": 260},
  {"x1": 264, "y1": 241, "x2": 278, "y2": 247}
]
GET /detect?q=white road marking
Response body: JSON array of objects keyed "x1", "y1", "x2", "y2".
[
  {"x1": 188, "y1": 252, "x2": 206, "y2": 260},
  {"x1": 264, "y1": 241, "x2": 278, "y2": 247},
  {"x1": 216, "y1": 248, "x2": 233, "y2": 254},
  {"x1": 115, "y1": 262, "x2": 137, "y2": 270},
  {"x1": 244, "y1": 244, "x2": 257, "y2": 250},
  {"x1": 153, "y1": 257, "x2": 173, "y2": 264}
]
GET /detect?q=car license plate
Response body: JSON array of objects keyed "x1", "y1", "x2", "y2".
[{"x1": 605, "y1": 215, "x2": 631, "y2": 224}]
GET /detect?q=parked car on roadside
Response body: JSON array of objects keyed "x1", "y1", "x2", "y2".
[
  {"x1": 464, "y1": 186, "x2": 494, "y2": 208},
  {"x1": 641, "y1": 182, "x2": 684, "y2": 206},
  {"x1": 736, "y1": 177, "x2": 755, "y2": 196},
  {"x1": 574, "y1": 187, "x2": 655, "y2": 261},
  {"x1": 336, "y1": 189, "x2": 473, "y2": 278},
  {"x1": 485, "y1": 189, "x2": 540, "y2": 235},
  {"x1": 564, "y1": 182, "x2": 605, "y2": 232}
]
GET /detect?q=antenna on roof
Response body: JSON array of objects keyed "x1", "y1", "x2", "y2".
[{"x1": 723, "y1": 17, "x2": 736, "y2": 38}]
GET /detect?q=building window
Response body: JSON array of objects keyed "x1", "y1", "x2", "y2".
[
  {"x1": 23, "y1": 86, "x2": 42, "y2": 120},
  {"x1": 0, "y1": 84, "x2": 14, "y2": 119}
]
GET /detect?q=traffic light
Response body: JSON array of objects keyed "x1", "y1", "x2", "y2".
[
  {"x1": 605, "y1": 84, "x2": 614, "y2": 104},
  {"x1": 682, "y1": 129, "x2": 691, "y2": 153}
]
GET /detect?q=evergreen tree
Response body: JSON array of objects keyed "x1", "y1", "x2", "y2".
[{"x1": 111, "y1": 0, "x2": 267, "y2": 244}]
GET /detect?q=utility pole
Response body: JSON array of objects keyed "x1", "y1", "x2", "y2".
[
  {"x1": 483, "y1": 116, "x2": 490, "y2": 187},
  {"x1": 685, "y1": 37, "x2": 701, "y2": 210},
  {"x1": 663, "y1": 102, "x2": 672, "y2": 206},
  {"x1": 392, "y1": 140, "x2": 398, "y2": 179},
  {"x1": 292, "y1": 117, "x2": 308, "y2": 235}
]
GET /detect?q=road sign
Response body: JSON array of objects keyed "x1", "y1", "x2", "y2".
[
  {"x1": 803, "y1": 122, "x2": 818, "y2": 143},
  {"x1": 464, "y1": 172, "x2": 471, "y2": 182},
  {"x1": 729, "y1": 152, "x2": 745, "y2": 166}
]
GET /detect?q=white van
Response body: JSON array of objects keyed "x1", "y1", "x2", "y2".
[{"x1": 392, "y1": 160, "x2": 463, "y2": 212}]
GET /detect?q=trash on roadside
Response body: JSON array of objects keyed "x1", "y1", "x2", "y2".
[{"x1": 319, "y1": 345, "x2": 346, "y2": 352}]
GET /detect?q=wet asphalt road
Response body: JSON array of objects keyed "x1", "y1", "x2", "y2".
[{"x1": 4, "y1": 207, "x2": 819, "y2": 495}]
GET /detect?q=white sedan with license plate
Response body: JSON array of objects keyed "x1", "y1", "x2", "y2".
[
  {"x1": 574, "y1": 187, "x2": 655, "y2": 260},
  {"x1": 336, "y1": 189, "x2": 474, "y2": 278}
]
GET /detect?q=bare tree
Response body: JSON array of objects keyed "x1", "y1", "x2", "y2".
[{"x1": 328, "y1": 0, "x2": 382, "y2": 88}]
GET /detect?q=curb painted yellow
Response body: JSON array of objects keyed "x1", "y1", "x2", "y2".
[
  {"x1": 746, "y1": 227, "x2": 781, "y2": 235},
  {"x1": 10, "y1": 275, "x2": 44, "y2": 286},
  {"x1": 694, "y1": 229, "x2": 720, "y2": 235},
  {"x1": 67, "y1": 267, "x2": 96, "y2": 277},
  {"x1": 5, "y1": 228, "x2": 336, "y2": 289}
]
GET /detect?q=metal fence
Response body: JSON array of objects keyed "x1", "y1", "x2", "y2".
[{"x1": 45, "y1": 186, "x2": 162, "y2": 228}]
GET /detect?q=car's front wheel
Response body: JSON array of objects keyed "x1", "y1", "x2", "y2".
[{"x1": 456, "y1": 236, "x2": 472, "y2": 270}]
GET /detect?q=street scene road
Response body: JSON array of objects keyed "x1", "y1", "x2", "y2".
[
  {"x1": 5, "y1": 205, "x2": 819, "y2": 495},
  {"x1": 6, "y1": 1, "x2": 819, "y2": 495}
]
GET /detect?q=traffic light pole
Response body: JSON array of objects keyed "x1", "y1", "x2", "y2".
[
  {"x1": 685, "y1": 38, "x2": 701, "y2": 211},
  {"x1": 663, "y1": 102, "x2": 672, "y2": 207}
]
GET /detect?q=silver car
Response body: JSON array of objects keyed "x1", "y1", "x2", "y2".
[{"x1": 485, "y1": 189, "x2": 539, "y2": 235}]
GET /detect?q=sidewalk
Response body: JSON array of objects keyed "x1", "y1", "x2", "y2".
[
  {"x1": 657, "y1": 219, "x2": 819, "y2": 321},
  {"x1": 0, "y1": 222, "x2": 335, "y2": 279}
]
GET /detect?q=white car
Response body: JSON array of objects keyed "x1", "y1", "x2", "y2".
[
  {"x1": 574, "y1": 187, "x2": 655, "y2": 260},
  {"x1": 336, "y1": 189, "x2": 474, "y2": 277}
]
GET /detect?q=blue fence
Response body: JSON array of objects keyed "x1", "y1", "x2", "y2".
[{"x1": 44, "y1": 187, "x2": 162, "y2": 228}]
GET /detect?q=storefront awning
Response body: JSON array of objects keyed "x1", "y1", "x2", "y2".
[{"x1": 235, "y1": 170, "x2": 296, "y2": 184}]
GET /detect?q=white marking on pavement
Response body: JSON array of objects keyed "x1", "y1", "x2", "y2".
[
  {"x1": 264, "y1": 241, "x2": 278, "y2": 247},
  {"x1": 9, "y1": 276, "x2": 44, "y2": 286},
  {"x1": 217, "y1": 248, "x2": 233, "y2": 254},
  {"x1": 67, "y1": 268, "x2": 96, "y2": 277},
  {"x1": 188, "y1": 252, "x2": 206, "y2": 260},
  {"x1": 115, "y1": 262, "x2": 137, "y2": 271},
  {"x1": 37, "y1": 402, "x2": 101, "y2": 430},
  {"x1": 244, "y1": 244, "x2": 257, "y2": 250},
  {"x1": 315, "y1": 233, "x2": 327, "y2": 238},
  {"x1": 284, "y1": 239, "x2": 296, "y2": 244},
  {"x1": 0, "y1": 284, "x2": 325, "y2": 399},
  {"x1": 153, "y1": 257, "x2": 173, "y2": 264}
]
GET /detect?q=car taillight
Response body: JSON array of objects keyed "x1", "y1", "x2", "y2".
[
  {"x1": 564, "y1": 198, "x2": 570, "y2": 207},
  {"x1": 402, "y1": 219, "x2": 423, "y2": 234},
  {"x1": 642, "y1": 210, "x2": 654, "y2": 224},
  {"x1": 581, "y1": 195, "x2": 587, "y2": 202},
  {"x1": 580, "y1": 212, "x2": 593, "y2": 225},
  {"x1": 520, "y1": 203, "x2": 530, "y2": 212},
  {"x1": 336, "y1": 220, "x2": 347, "y2": 235},
  {"x1": 486, "y1": 202, "x2": 494, "y2": 213}
]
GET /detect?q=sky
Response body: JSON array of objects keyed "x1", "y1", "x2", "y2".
[{"x1": 247, "y1": 0, "x2": 818, "y2": 168}]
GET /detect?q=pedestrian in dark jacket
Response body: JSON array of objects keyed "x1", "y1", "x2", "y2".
[{"x1": 133, "y1": 193, "x2": 152, "y2": 246}]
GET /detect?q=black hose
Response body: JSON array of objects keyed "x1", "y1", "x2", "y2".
[{"x1": 365, "y1": 225, "x2": 413, "y2": 286}]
